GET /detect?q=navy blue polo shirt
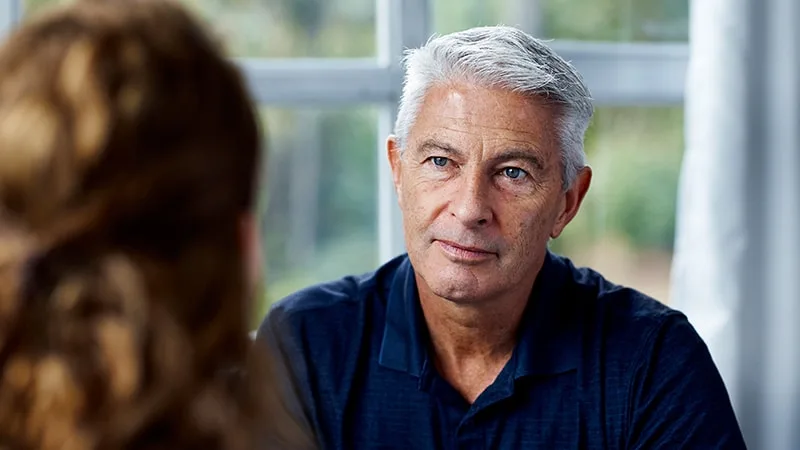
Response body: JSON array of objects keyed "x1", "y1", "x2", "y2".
[{"x1": 257, "y1": 252, "x2": 746, "y2": 449}]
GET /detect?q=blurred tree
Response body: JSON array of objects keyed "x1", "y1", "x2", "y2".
[
  {"x1": 542, "y1": 0, "x2": 688, "y2": 41},
  {"x1": 316, "y1": 110, "x2": 378, "y2": 244},
  {"x1": 433, "y1": 0, "x2": 688, "y2": 42},
  {"x1": 607, "y1": 159, "x2": 679, "y2": 250},
  {"x1": 278, "y1": 0, "x2": 327, "y2": 41},
  {"x1": 552, "y1": 107, "x2": 684, "y2": 254}
]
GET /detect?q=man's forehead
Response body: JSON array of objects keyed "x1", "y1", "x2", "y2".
[
  {"x1": 411, "y1": 83, "x2": 560, "y2": 150},
  {"x1": 428, "y1": 84, "x2": 551, "y2": 117}
]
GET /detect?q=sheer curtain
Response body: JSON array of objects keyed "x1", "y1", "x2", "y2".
[{"x1": 670, "y1": 0, "x2": 799, "y2": 448}]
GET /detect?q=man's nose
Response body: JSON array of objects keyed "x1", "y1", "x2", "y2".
[{"x1": 450, "y1": 171, "x2": 493, "y2": 228}]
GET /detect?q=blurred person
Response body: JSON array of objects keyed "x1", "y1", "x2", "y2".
[
  {"x1": 258, "y1": 26, "x2": 746, "y2": 449},
  {"x1": 0, "y1": 0, "x2": 314, "y2": 449}
]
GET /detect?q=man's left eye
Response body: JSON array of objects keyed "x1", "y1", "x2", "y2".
[
  {"x1": 503, "y1": 167, "x2": 526, "y2": 179},
  {"x1": 431, "y1": 156, "x2": 449, "y2": 167}
]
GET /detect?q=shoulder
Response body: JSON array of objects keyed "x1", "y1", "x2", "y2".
[
  {"x1": 554, "y1": 253, "x2": 703, "y2": 363},
  {"x1": 555, "y1": 255, "x2": 740, "y2": 443},
  {"x1": 257, "y1": 254, "x2": 407, "y2": 347},
  {"x1": 557, "y1": 253, "x2": 684, "y2": 332},
  {"x1": 269, "y1": 274, "x2": 370, "y2": 323}
]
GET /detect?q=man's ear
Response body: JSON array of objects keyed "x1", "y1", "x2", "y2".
[
  {"x1": 387, "y1": 135, "x2": 403, "y2": 202},
  {"x1": 550, "y1": 166, "x2": 592, "y2": 239}
]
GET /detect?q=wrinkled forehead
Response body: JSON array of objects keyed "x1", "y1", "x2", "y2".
[{"x1": 408, "y1": 83, "x2": 562, "y2": 162}]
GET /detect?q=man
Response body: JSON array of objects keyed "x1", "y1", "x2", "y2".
[{"x1": 258, "y1": 26, "x2": 746, "y2": 449}]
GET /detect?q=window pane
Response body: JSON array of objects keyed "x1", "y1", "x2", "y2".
[
  {"x1": 541, "y1": 0, "x2": 688, "y2": 41},
  {"x1": 550, "y1": 107, "x2": 683, "y2": 302},
  {"x1": 433, "y1": 0, "x2": 688, "y2": 42},
  {"x1": 23, "y1": 0, "x2": 376, "y2": 58},
  {"x1": 256, "y1": 107, "x2": 378, "y2": 319}
]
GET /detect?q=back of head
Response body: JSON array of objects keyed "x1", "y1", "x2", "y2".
[
  {"x1": 0, "y1": 1, "x2": 309, "y2": 448},
  {"x1": 395, "y1": 26, "x2": 594, "y2": 189}
]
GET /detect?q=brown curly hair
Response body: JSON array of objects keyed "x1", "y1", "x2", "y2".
[{"x1": 0, "y1": 1, "x2": 314, "y2": 448}]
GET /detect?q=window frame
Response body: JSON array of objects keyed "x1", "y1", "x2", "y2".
[{"x1": 6, "y1": 0, "x2": 688, "y2": 263}]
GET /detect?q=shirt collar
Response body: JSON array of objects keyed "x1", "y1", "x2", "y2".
[
  {"x1": 512, "y1": 250, "x2": 581, "y2": 377},
  {"x1": 378, "y1": 251, "x2": 581, "y2": 378},
  {"x1": 378, "y1": 256, "x2": 427, "y2": 376}
]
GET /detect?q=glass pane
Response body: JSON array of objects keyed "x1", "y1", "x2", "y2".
[
  {"x1": 434, "y1": 0, "x2": 689, "y2": 42},
  {"x1": 541, "y1": 0, "x2": 688, "y2": 41},
  {"x1": 22, "y1": 0, "x2": 376, "y2": 58},
  {"x1": 550, "y1": 107, "x2": 683, "y2": 303},
  {"x1": 433, "y1": 0, "x2": 508, "y2": 35},
  {"x1": 255, "y1": 107, "x2": 379, "y2": 319}
]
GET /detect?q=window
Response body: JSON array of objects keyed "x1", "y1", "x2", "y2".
[
  {"x1": 540, "y1": 0, "x2": 689, "y2": 41},
  {"x1": 5, "y1": 0, "x2": 688, "y2": 311},
  {"x1": 259, "y1": 107, "x2": 379, "y2": 315},
  {"x1": 434, "y1": 0, "x2": 689, "y2": 42},
  {"x1": 551, "y1": 107, "x2": 684, "y2": 301},
  {"x1": 177, "y1": 0, "x2": 377, "y2": 58},
  {"x1": 22, "y1": 0, "x2": 376, "y2": 58}
]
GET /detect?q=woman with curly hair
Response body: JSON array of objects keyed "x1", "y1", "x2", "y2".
[{"x1": 0, "y1": 0, "x2": 315, "y2": 448}]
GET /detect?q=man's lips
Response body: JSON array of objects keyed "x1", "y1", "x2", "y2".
[
  {"x1": 436, "y1": 240, "x2": 494, "y2": 254},
  {"x1": 434, "y1": 239, "x2": 497, "y2": 263}
]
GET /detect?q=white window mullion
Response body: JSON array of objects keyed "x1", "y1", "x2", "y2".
[
  {"x1": 553, "y1": 41, "x2": 688, "y2": 105},
  {"x1": 234, "y1": 41, "x2": 687, "y2": 107},
  {"x1": 377, "y1": 106, "x2": 405, "y2": 262},
  {"x1": 376, "y1": 0, "x2": 431, "y2": 263},
  {"x1": 376, "y1": 0, "x2": 404, "y2": 262},
  {"x1": 237, "y1": 58, "x2": 396, "y2": 105},
  {"x1": 507, "y1": 0, "x2": 543, "y2": 37}
]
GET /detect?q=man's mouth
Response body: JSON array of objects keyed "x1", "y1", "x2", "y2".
[{"x1": 434, "y1": 239, "x2": 497, "y2": 263}]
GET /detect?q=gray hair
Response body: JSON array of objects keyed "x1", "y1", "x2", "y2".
[{"x1": 394, "y1": 26, "x2": 594, "y2": 189}]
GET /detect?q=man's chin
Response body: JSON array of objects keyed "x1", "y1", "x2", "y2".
[
  {"x1": 426, "y1": 274, "x2": 492, "y2": 304},
  {"x1": 412, "y1": 249, "x2": 500, "y2": 302}
]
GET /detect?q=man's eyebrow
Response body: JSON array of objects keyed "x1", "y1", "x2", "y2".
[
  {"x1": 415, "y1": 139, "x2": 465, "y2": 158},
  {"x1": 489, "y1": 149, "x2": 546, "y2": 171},
  {"x1": 414, "y1": 140, "x2": 546, "y2": 171}
]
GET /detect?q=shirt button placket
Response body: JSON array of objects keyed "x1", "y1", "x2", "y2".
[{"x1": 455, "y1": 418, "x2": 485, "y2": 450}]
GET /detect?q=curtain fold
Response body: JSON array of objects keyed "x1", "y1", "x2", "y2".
[{"x1": 670, "y1": 0, "x2": 799, "y2": 448}]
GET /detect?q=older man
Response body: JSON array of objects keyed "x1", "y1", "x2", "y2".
[{"x1": 258, "y1": 26, "x2": 746, "y2": 449}]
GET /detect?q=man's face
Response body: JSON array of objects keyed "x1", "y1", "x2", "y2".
[{"x1": 388, "y1": 83, "x2": 589, "y2": 304}]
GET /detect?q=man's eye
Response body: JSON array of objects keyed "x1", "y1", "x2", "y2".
[
  {"x1": 503, "y1": 167, "x2": 527, "y2": 179},
  {"x1": 430, "y1": 157, "x2": 449, "y2": 167}
]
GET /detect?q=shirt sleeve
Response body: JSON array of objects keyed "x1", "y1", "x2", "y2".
[{"x1": 625, "y1": 314, "x2": 748, "y2": 449}]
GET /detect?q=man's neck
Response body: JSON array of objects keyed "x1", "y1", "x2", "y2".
[{"x1": 417, "y1": 278, "x2": 534, "y2": 402}]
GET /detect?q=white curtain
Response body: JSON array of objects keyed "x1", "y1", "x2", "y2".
[{"x1": 671, "y1": 0, "x2": 800, "y2": 448}]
